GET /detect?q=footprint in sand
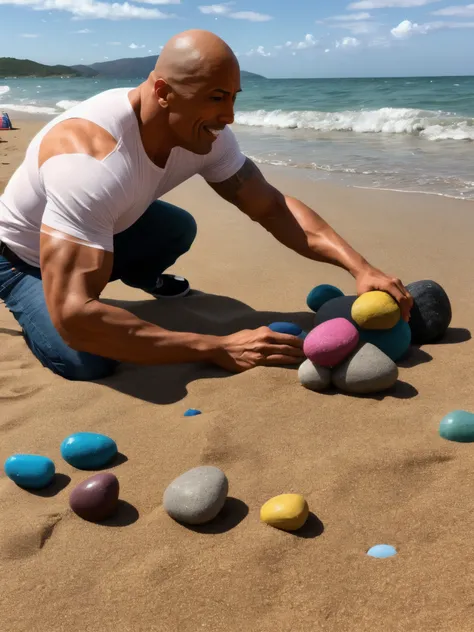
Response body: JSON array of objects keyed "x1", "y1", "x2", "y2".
[{"x1": 1, "y1": 512, "x2": 64, "y2": 560}]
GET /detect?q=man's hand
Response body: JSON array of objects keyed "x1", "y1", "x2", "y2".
[
  {"x1": 354, "y1": 264, "x2": 413, "y2": 322},
  {"x1": 212, "y1": 327, "x2": 305, "y2": 373}
]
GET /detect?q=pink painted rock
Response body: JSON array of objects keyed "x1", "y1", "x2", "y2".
[{"x1": 303, "y1": 318, "x2": 359, "y2": 367}]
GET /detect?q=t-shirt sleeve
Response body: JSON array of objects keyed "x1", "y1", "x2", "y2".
[
  {"x1": 198, "y1": 125, "x2": 247, "y2": 183},
  {"x1": 39, "y1": 153, "x2": 125, "y2": 252}
]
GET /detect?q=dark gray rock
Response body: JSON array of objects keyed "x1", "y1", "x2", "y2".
[
  {"x1": 406, "y1": 280, "x2": 452, "y2": 344},
  {"x1": 298, "y1": 359, "x2": 331, "y2": 391},
  {"x1": 332, "y1": 342, "x2": 398, "y2": 394},
  {"x1": 163, "y1": 466, "x2": 228, "y2": 525},
  {"x1": 314, "y1": 295, "x2": 357, "y2": 328}
]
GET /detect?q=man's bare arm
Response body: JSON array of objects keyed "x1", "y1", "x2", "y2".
[
  {"x1": 208, "y1": 158, "x2": 413, "y2": 319},
  {"x1": 40, "y1": 230, "x2": 219, "y2": 364},
  {"x1": 208, "y1": 157, "x2": 370, "y2": 276}
]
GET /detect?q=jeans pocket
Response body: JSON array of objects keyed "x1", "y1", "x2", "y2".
[{"x1": 0, "y1": 260, "x2": 24, "y2": 299}]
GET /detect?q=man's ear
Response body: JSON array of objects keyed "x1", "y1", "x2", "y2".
[{"x1": 154, "y1": 78, "x2": 172, "y2": 108}]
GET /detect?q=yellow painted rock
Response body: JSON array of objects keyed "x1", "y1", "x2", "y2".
[
  {"x1": 351, "y1": 291, "x2": 400, "y2": 330},
  {"x1": 260, "y1": 494, "x2": 309, "y2": 531}
]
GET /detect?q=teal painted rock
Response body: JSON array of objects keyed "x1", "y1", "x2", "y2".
[
  {"x1": 439, "y1": 410, "x2": 474, "y2": 443},
  {"x1": 61, "y1": 432, "x2": 117, "y2": 470},
  {"x1": 4, "y1": 454, "x2": 55, "y2": 489},
  {"x1": 306, "y1": 284, "x2": 344, "y2": 313}
]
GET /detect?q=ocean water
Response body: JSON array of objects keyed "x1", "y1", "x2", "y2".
[{"x1": 1, "y1": 75, "x2": 473, "y2": 199}]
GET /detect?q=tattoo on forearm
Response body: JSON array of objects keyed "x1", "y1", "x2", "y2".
[{"x1": 210, "y1": 157, "x2": 264, "y2": 202}]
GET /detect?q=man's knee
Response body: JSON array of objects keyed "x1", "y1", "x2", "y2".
[
  {"x1": 177, "y1": 208, "x2": 197, "y2": 254},
  {"x1": 24, "y1": 332, "x2": 118, "y2": 381}
]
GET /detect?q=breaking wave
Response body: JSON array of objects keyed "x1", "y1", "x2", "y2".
[{"x1": 234, "y1": 107, "x2": 474, "y2": 141}]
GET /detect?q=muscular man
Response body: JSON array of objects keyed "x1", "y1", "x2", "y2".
[{"x1": 0, "y1": 30, "x2": 412, "y2": 381}]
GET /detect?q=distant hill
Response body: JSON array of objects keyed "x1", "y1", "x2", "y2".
[
  {"x1": 0, "y1": 57, "x2": 83, "y2": 78},
  {"x1": 72, "y1": 55, "x2": 265, "y2": 80}
]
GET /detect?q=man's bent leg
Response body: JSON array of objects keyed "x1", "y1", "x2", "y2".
[
  {"x1": 111, "y1": 200, "x2": 197, "y2": 292},
  {"x1": 1, "y1": 257, "x2": 118, "y2": 381}
]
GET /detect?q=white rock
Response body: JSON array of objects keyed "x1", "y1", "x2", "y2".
[
  {"x1": 332, "y1": 342, "x2": 398, "y2": 394},
  {"x1": 298, "y1": 359, "x2": 331, "y2": 392}
]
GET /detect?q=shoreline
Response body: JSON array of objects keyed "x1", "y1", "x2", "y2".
[{"x1": 2, "y1": 116, "x2": 474, "y2": 203}]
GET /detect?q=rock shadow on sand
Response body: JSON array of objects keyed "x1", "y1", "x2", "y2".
[
  {"x1": 180, "y1": 497, "x2": 249, "y2": 534},
  {"x1": 28, "y1": 473, "x2": 71, "y2": 498},
  {"x1": 99, "y1": 291, "x2": 315, "y2": 405}
]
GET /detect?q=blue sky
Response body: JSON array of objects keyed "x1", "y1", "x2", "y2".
[{"x1": 1, "y1": 0, "x2": 474, "y2": 77}]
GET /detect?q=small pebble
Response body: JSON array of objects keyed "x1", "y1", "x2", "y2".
[
  {"x1": 307, "y1": 284, "x2": 344, "y2": 313},
  {"x1": 298, "y1": 359, "x2": 331, "y2": 392},
  {"x1": 439, "y1": 410, "x2": 474, "y2": 443},
  {"x1": 260, "y1": 493, "x2": 309, "y2": 531},
  {"x1": 351, "y1": 291, "x2": 400, "y2": 330},
  {"x1": 163, "y1": 465, "x2": 228, "y2": 525},
  {"x1": 60, "y1": 432, "x2": 117, "y2": 470},
  {"x1": 268, "y1": 322, "x2": 303, "y2": 336},
  {"x1": 304, "y1": 318, "x2": 359, "y2": 367},
  {"x1": 367, "y1": 544, "x2": 397, "y2": 558},
  {"x1": 4, "y1": 454, "x2": 55, "y2": 490},
  {"x1": 69, "y1": 472, "x2": 120, "y2": 522},
  {"x1": 184, "y1": 409, "x2": 202, "y2": 417}
]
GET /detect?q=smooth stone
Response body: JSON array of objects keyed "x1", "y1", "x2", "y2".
[
  {"x1": 351, "y1": 291, "x2": 400, "y2": 330},
  {"x1": 298, "y1": 359, "x2": 331, "y2": 392},
  {"x1": 4, "y1": 454, "x2": 55, "y2": 490},
  {"x1": 367, "y1": 544, "x2": 397, "y2": 558},
  {"x1": 315, "y1": 295, "x2": 411, "y2": 362},
  {"x1": 303, "y1": 318, "x2": 359, "y2": 367},
  {"x1": 332, "y1": 342, "x2": 398, "y2": 394},
  {"x1": 306, "y1": 284, "x2": 344, "y2": 313},
  {"x1": 260, "y1": 494, "x2": 309, "y2": 531},
  {"x1": 60, "y1": 432, "x2": 117, "y2": 470},
  {"x1": 184, "y1": 409, "x2": 202, "y2": 417},
  {"x1": 163, "y1": 465, "x2": 228, "y2": 525},
  {"x1": 69, "y1": 472, "x2": 119, "y2": 522},
  {"x1": 406, "y1": 279, "x2": 452, "y2": 344},
  {"x1": 268, "y1": 321, "x2": 302, "y2": 336},
  {"x1": 439, "y1": 410, "x2": 474, "y2": 443}
]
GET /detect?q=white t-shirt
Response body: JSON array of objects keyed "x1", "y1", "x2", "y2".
[{"x1": 0, "y1": 87, "x2": 246, "y2": 267}]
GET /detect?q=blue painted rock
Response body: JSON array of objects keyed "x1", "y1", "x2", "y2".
[
  {"x1": 439, "y1": 410, "x2": 474, "y2": 443},
  {"x1": 69, "y1": 472, "x2": 119, "y2": 522},
  {"x1": 315, "y1": 295, "x2": 411, "y2": 362},
  {"x1": 332, "y1": 342, "x2": 398, "y2": 394},
  {"x1": 163, "y1": 466, "x2": 228, "y2": 525},
  {"x1": 306, "y1": 284, "x2": 344, "y2": 313},
  {"x1": 269, "y1": 322, "x2": 303, "y2": 336},
  {"x1": 60, "y1": 432, "x2": 117, "y2": 470},
  {"x1": 406, "y1": 280, "x2": 452, "y2": 344},
  {"x1": 367, "y1": 544, "x2": 397, "y2": 558},
  {"x1": 298, "y1": 359, "x2": 331, "y2": 392},
  {"x1": 4, "y1": 454, "x2": 55, "y2": 490},
  {"x1": 184, "y1": 409, "x2": 202, "y2": 417}
]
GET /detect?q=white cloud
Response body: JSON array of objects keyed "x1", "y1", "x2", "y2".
[
  {"x1": 349, "y1": 0, "x2": 441, "y2": 7},
  {"x1": 433, "y1": 4, "x2": 474, "y2": 17},
  {"x1": 129, "y1": 42, "x2": 146, "y2": 49},
  {"x1": 335, "y1": 36, "x2": 361, "y2": 47},
  {"x1": 324, "y1": 48, "x2": 330, "y2": 52},
  {"x1": 75, "y1": 28, "x2": 92, "y2": 32},
  {"x1": 20, "y1": 32, "x2": 39, "y2": 37},
  {"x1": 198, "y1": 3, "x2": 272, "y2": 20},
  {"x1": 391, "y1": 19, "x2": 429, "y2": 37},
  {"x1": 245, "y1": 45, "x2": 272, "y2": 57},
  {"x1": 295, "y1": 33, "x2": 318, "y2": 49},
  {"x1": 0, "y1": 0, "x2": 177, "y2": 20}
]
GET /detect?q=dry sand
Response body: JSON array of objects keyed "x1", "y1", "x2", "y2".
[{"x1": 1, "y1": 120, "x2": 474, "y2": 632}]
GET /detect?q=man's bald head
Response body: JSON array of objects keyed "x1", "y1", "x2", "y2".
[{"x1": 153, "y1": 29, "x2": 239, "y2": 85}]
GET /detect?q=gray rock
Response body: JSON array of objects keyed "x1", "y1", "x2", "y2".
[
  {"x1": 163, "y1": 465, "x2": 228, "y2": 525},
  {"x1": 298, "y1": 359, "x2": 331, "y2": 391},
  {"x1": 332, "y1": 342, "x2": 398, "y2": 394},
  {"x1": 406, "y1": 279, "x2": 452, "y2": 344}
]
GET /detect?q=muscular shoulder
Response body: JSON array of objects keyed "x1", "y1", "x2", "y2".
[{"x1": 39, "y1": 118, "x2": 118, "y2": 168}]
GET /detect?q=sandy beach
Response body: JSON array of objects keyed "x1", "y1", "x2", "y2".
[{"x1": 2, "y1": 119, "x2": 474, "y2": 632}]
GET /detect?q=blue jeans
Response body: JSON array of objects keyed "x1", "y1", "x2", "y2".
[{"x1": 0, "y1": 200, "x2": 197, "y2": 381}]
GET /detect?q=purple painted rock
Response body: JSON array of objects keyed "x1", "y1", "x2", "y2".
[
  {"x1": 69, "y1": 472, "x2": 119, "y2": 522},
  {"x1": 303, "y1": 317, "x2": 359, "y2": 367}
]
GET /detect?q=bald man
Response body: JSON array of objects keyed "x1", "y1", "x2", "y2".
[{"x1": 0, "y1": 30, "x2": 412, "y2": 381}]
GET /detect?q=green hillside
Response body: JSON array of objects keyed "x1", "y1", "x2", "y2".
[{"x1": 0, "y1": 57, "x2": 84, "y2": 78}]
